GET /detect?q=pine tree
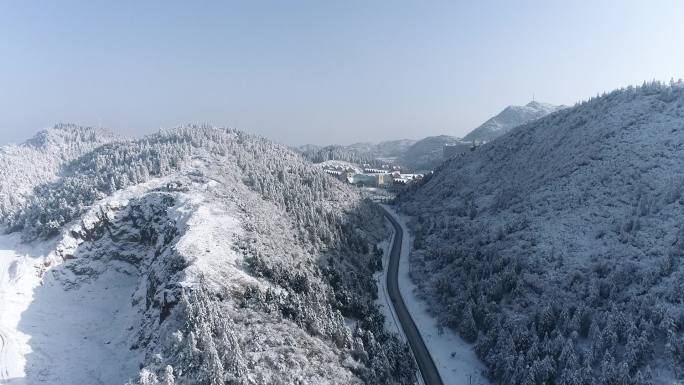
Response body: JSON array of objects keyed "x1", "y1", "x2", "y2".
[
  {"x1": 162, "y1": 366, "x2": 175, "y2": 385},
  {"x1": 460, "y1": 304, "x2": 478, "y2": 343}
]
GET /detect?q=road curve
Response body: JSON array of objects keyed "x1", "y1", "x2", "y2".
[{"x1": 380, "y1": 205, "x2": 445, "y2": 385}]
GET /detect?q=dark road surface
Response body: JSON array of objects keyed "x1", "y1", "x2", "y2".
[{"x1": 381, "y1": 205, "x2": 445, "y2": 385}]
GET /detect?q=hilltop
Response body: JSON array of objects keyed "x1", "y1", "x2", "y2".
[{"x1": 463, "y1": 100, "x2": 564, "y2": 143}]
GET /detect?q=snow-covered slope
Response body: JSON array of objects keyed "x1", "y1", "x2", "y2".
[
  {"x1": 298, "y1": 139, "x2": 418, "y2": 169},
  {"x1": 318, "y1": 160, "x2": 363, "y2": 173},
  {"x1": 463, "y1": 101, "x2": 564, "y2": 142},
  {"x1": 354, "y1": 139, "x2": 418, "y2": 159},
  {"x1": 399, "y1": 82, "x2": 684, "y2": 385},
  {"x1": 0, "y1": 124, "x2": 117, "y2": 225},
  {"x1": 298, "y1": 144, "x2": 380, "y2": 167},
  {"x1": 397, "y1": 135, "x2": 463, "y2": 171},
  {"x1": 0, "y1": 126, "x2": 415, "y2": 385}
]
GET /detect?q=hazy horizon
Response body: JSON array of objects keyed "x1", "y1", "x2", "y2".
[{"x1": 2, "y1": 1, "x2": 684, "y2": 146}]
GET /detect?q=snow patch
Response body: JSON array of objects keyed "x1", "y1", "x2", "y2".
[
  {"x1": 173, "y1": 189, "x2": 259, "y2": 292},
  {"x1": 0, "y1": 232, "x2": 50, "y2": 384}
]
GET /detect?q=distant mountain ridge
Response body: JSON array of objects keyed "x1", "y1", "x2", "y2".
[
  {"x1": 297, "y1": 101, "x2": 563, "y2": 172},
  {"x1": 358, "y1": 139, "x2": 418, "y2": 158},
  {"x1": 297, "y1": 139, "x2": 417, "y2": 160},
  {"x1": 463, "y1": 100, "x2": 564, "y2": 142},
  {"x1": 296, "y1": 139, "x2": 418, "y2": 169},
  {"x1": 396, "y1": 135, "x2": 464, "y2": 171}
]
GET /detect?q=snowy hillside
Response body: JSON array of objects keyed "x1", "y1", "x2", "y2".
[
  {"x1": 0, "y1": 124, "x2": 117, "y2": 224},
  {"x1": 463, "y1": 101, "x2": 564, "y2": 142},
  {"x1": 298, "y1": 144, "x2": 381, "y2": 167},
  {"x1": 295, "y1": 143, "x2": 322, "y2": 153},
  {"x1": 298, "y1": 139, "x2": 417, "y2": 169},
  {"x1": 354, "y1": 139, "x2": 418, "y2": 159},
  {"x1": 0, "y1": 126, "x2": 415, "y2": 385},
  {"x1": 318, "y1": 160, "x2": 364, "y2": 174},
  {"x1": 397, "y1": 135, "x2": 464, "y2": 171},
  {"x1": 398, "y1": 82, "x2": 684, "y2": 385}
]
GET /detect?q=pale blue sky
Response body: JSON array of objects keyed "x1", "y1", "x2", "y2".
[{"x1": 1, "y1": 1, "x2": 683, "y2": 146}]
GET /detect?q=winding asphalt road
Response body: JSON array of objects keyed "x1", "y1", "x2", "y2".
[{"x1": 381, "y1": 205, "x2": 445, "y2": 385}]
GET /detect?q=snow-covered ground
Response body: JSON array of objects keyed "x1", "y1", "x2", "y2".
[
  {"x1": 0, "y1": 232, "x2": 137, "y2": 385},
  {"x1": 0, "y1": 181, "x2": 169, "y2": 385},
  {"x1": 18, "y1": 261, "x2": 143, "y2": 384},
  {"x1": 0, "y1": 232, "x2": 47, "y2": 384},
  {"x1": 170, "y1": 181, "x2": 261, "y2": 293},
  {"x1": 380, "y1": 205, "x2": 490, "y2": 385}
]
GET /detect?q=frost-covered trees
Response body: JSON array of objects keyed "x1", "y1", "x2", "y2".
[
  {"x1": 239, "y1": 200, "x2": 416, "y2": 384},
  {"x1": 6, "y1": 126, "x2": 345, "y2": 243},
  {"x1": 0, "y1": 124, "x2": 116, "y2": 225},
  {"x1": 298, "y1": 144, "x2": 382, "y2": 168},
  {"x1": 2, "y1": 125, "x2": 415, "y2": 385}
]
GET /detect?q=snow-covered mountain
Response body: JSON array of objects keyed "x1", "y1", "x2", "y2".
[
  {"x1": 0, "y1": 124, "x2": 117, "y2": 223},
  {"x1": 396, "y1": 135, "x2": 464, "y2": 171},
  {"x1": 398, "y1": 82, "x2": 684, "y2": 385},
  {"x1": 463, "y1": 100, "x2": 564, "y2": 142},
  {"x1": 0, "y1": 126, "x2": 415, "y2": 385}
]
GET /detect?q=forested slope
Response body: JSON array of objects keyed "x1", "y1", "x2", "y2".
[
  {"x1": 1, "y1": 126, "x2": 415, "y2": 385},
  {"x1": 398, "y1": 82, "x2": 684, "y2": 385},
  {"x1": 396, "y1": 135, "x2": 463, "y2": 171}
]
